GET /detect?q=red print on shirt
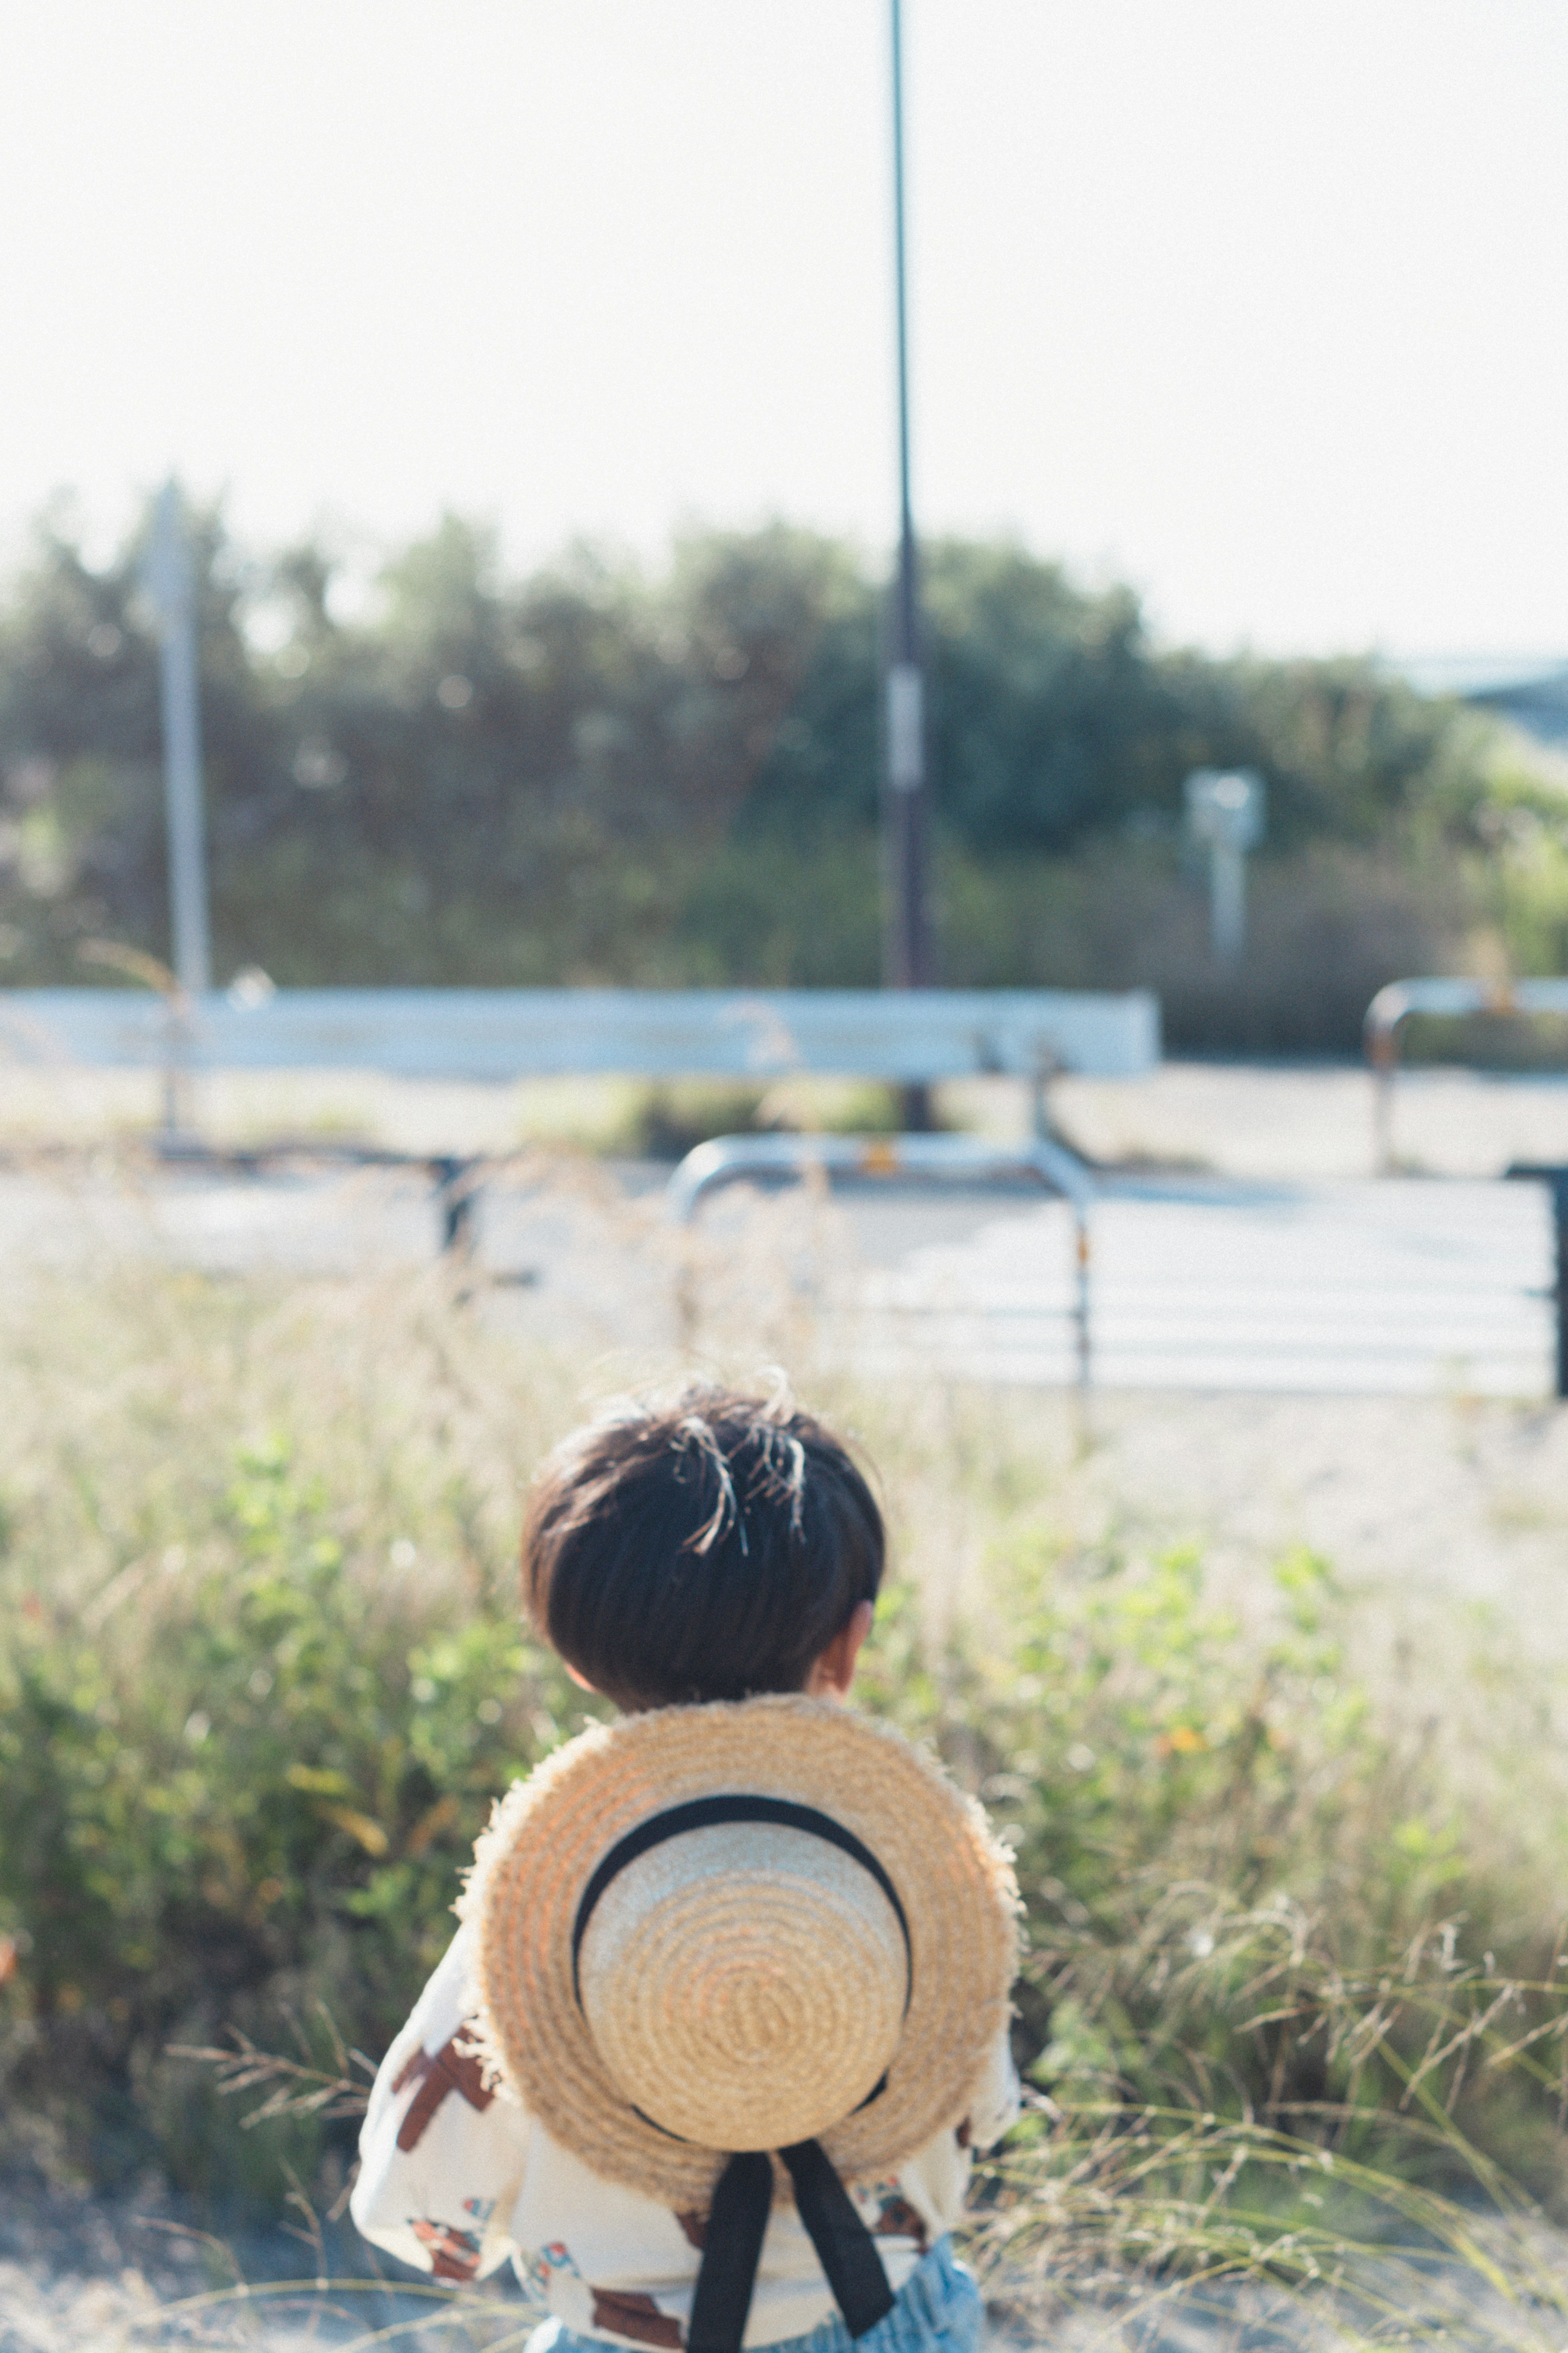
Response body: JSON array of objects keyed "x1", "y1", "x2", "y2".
[
  {"x1": 872, "y1": 2194, "x2": 928, "y2": 2250},
  {"x1": 410, "y1": 2219, "x2": 482, "y2": 2282},
  {"x1": 590, "y1": 2289, "x2": 684, "y2": 2348},
  {"x1": 392, "y1": 2035, "x2": 496, "y2": 2151}
]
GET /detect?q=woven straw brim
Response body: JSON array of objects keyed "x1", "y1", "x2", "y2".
[{"x1": 462, "y1": 1694, "x2": 1020, "y2": 2212}]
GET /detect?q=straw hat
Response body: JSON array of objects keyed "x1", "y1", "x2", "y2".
[{"x1": 462, "y1": 1693, "x2": 1019, "y2": 2210}]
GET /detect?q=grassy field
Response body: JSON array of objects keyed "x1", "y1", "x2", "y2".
[{"x1": 7, "y1": 1228, "x2": 1568, "y2": 2344}]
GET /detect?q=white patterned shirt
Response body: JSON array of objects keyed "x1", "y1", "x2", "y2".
[{"x1": 351, "y1": 1923, "x2": 1018, "y2": 2349}]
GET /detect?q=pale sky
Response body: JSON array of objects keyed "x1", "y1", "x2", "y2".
[{"x1": 2, "y1": 0, "x2": 1565, "y2": 658}]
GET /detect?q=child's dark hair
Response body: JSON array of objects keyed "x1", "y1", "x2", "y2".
[{"x1": 523, "y1": 1382, "x2": 884, "y2": 1711}]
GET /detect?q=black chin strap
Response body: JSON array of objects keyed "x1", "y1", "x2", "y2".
[
  {"x1": 781, "y1": 2142, "x2": 896, "y2": 2338},
  {"x1": 686, "y1": 2141, "x2": 895, "y2": 2353}
]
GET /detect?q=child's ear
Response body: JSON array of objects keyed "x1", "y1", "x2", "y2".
[
  {"x1": 805, "y1": 1599, "x2": 875, "y2": 1700},
  {"x1": 564, "y1": 1662, "x2": 598, "y2": 1693}
]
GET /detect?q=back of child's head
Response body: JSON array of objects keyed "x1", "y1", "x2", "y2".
[{"x1": 522, "y1": 1381, "x2": 884, "y2": 1711}]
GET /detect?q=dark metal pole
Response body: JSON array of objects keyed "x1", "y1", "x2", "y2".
[
  {"x1": 884, "y1": 0, "x2": 933, "y2": 1124},
  {"x1": 1506, "y1": 1164, "x2": 1568, "y2": 1399},
  {"x1": 1555, "y1": 1185, "x2": 1568, "y2": 1402},
  {"x1": 890, "y1": 0, "x2": 918, "y2": 697}
]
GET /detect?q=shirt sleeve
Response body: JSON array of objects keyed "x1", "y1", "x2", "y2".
[
  {"x1": 965, "y1": 2024, "x2": 1021, "y2": 2150},
  {"x1": 350, "y1": 1921, "x2": 530, "y2": 2284}
]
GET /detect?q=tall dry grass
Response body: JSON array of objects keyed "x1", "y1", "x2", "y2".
[{"x1": 4, "y1": 1164, "x2": 1568, "y2": 2344}]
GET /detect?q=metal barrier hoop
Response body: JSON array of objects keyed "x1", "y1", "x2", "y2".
[{"x1": 665, "y1": 1130, "x2": 1095, "y2": 1393}]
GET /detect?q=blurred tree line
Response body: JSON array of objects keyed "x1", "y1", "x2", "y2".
[{"x1": 0, "y1": 501, "x2": 1539, "y2": 1048}]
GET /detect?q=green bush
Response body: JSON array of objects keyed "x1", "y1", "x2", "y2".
[
  {"x1": 0, "y1": 506, "x2": 1518, "y2": 1053},
  {"x1": 4, "y1": 1264, "x2": 1568, "y2": 2220},
  {"x1": 857, "y1": 1534, "x2": 1568, "y2": 2200},
  {"x1": 2, "y1": 1459, "x2": 591, "y2": 2192},
  {"x1": 0, "y1": 1267, "x2": 591, "y2": 2196}
]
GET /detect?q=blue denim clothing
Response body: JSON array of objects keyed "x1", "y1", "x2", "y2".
[{"x1": 525, "y1": 2237, "x2": 982, "y2": 2353}]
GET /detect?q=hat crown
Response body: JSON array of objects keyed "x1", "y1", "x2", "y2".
[{"x1": 578, "y1": 1818, "x2": 906, "y2": 2152}]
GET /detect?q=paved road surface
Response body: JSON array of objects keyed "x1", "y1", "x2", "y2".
[{"x1": 849, "y1": 1175, "x2": 1556, "y2": 1394}]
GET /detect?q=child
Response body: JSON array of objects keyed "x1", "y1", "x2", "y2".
[{"x1": 352, "y1": 1383, "x2": 1019, "y2": 2353}]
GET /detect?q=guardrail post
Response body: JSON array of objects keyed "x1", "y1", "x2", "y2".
[
  {"x1": 1029, "y1": 1047, "x2": 1054, "y2": 1143},
  {"x1": 432, "y1": 1156, "x2": 479, "y2": 1257},
  {"x1": 1369, "y1": 1027, "x2": 1397, "y2": 1176},
  {"x1": 1544, "y1": 1173, "x2": 1566, "y2": 1402},
  {"x1": 1073, "y1": 1212, "x2": 1091, "y2": 1396},
  {"x1": 1506, "y1": 1163, "x2": 1568, "y2": 1399}
]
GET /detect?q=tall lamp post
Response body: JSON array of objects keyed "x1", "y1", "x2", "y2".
[{"x1": 884, "y1": 0, "x2": 933, "y2": 1122}]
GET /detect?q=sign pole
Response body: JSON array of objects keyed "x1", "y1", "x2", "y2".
[
  {"x1": 146, "y1": 480, "x2": 212, "y2": 997},
  {"x1": 884, "y1": 0, "x2": 933, "y2": 1123},
  {"x1": 1183, "y1": 768, "x2": 1265, "y2": 970}
]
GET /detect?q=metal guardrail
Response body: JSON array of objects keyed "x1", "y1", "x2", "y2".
[
  {"x1": 1365, "y1": 976, "x2": 1568, "y2": 1173},
  {"x1": 140, "y1": 1135, "x2": 487, "y2": 1257},
  {"x1": 666, "y1": 1130, "x2": 1096, "y2": 1391},
  {"x1": 3, "y1": 982, "x2": 1131, "y2": 1386},
  {"x1": 10, "y1": 1138, "x2": 1555, "y2": 1399},
  {"x1": 0, "y1": 984, "x2": 1160, "y2": 1087}
]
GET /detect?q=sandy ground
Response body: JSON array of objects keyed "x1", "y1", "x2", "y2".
[
  {"x1": 0, "y1": 2168, "x2": 538, "y2": 2350},
  {"x1": 0, "y1": 2207, "x2": 523, "y2": 2352},
  {"x1": 1051, "y1": 1059, "x2": 1568, "y2": 1179},
  {"x1": 3, "y1": 2175, "x2": 1561, "y2": 2353},
  {"x1": 1008, "y1": 1385, "x2": 1568, "y2": 1619}
]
